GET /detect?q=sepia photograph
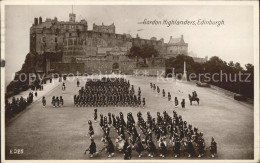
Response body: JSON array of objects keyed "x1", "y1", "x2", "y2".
[{"x1": 1, "y1": 1, "x2": 259, "y2": 162}]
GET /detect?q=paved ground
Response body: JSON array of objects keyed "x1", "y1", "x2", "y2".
[{"x1": 5, "y1": 75, "x2": 254, "y2": 160}]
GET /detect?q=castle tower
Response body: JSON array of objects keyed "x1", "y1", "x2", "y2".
[{"x1": 69, "y1": 13, "x2": 76, "y2": 22}]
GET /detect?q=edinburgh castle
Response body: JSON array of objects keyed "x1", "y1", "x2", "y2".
[{"x1": 29, "y1": 12, "x2": 190, "y2": 75}]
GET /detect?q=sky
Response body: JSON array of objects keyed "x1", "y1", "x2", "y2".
[{"x1": 4, "y1": 5, "x2": 255, "y2": 85}]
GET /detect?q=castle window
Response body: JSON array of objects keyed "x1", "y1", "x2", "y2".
[
  {"x1": 55, "y1": 37, "x2": 58, "y2": 43},
  {"x1": 69, "y1": 33, "x2": 72, "y2": 37},
  {"x1": 170, "y1": 50, "x2": 172, "y2": 53}
]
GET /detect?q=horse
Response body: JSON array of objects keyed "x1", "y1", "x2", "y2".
[{"x1": 188, "y1": 94, "x2": 199, "y2": 105}]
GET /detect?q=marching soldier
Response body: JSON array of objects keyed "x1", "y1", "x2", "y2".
[
  {"x1": 162, "y1": 89, "x2": 165, "y2": 97},
  {"x1": 107, "y1": 137, "x2": 115, "y2": 158},
  {"x1": 174, "y1": 137, "x2": 181, "y2": 158},
  {"x1": 168, "y1": 92, "x2": 171, "y2": 102},
  {"x1": 77, "y1": 78, "x2": 80, "y2": 87},
  {"x1": 59, "y1": 96, "x2": 64, "y2": 107},
  {"x1": 175, "y1": 97, "x2": 178, "y2": 107},
  {"x1": 135, "y1": 135, "x2": 144, "y2": 158},
  {"x1": 185, "y1": 137, "x2": 194, "y2": 158},
  {"x1": 88, "y1": 120, "x2": 94, "y2": 139},
  {"x1": 84, "y1": 138, "x2": 97, "y2": 158},
  {"x1": 197, "y1": 138, "x2": 205, "y2": 157},
  {"x1": 209, "y1": 137, "x2": 217, "y2": 158},
  {"x1": 181, "y1": 99, "x2": 185, "y2": 108},
  {"x1": 142, "y1": 98, "x2": 146, "y2": 108},
  {"x1": 94, "y1": 109, "x2": 97, "y2": 122},
  {"x1": 159, "y1": 138, "x2": 167, "y2": 158},
  {"x1": 42, "y1": 96, "x2": 46, "y2": 108}
]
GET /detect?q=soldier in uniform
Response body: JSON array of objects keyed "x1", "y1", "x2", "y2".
[
  {"x1": 77, "y1": 78, "x2": 80, "y2": 87},
  {"x1": 135, "y1": 135, "x2": 144, "y2": 158},
  {"x1": 185, "y1": 137, "x2": 194, "y2": 158},
  {"x1": 162, "y1": 89, "x2": 165, "y2": 97},
  {"x1": 197, "y1": 137, "x2": 205, "y2": 157},
  {"x1": 42, "y1": 96, "x2": 46, "y2": 108},
  {"x1": 168, "y1": 92, "x2": 171, "y2": 102},
  {"x1": 107, "y1": 137, "x2": 115, "y2": 158},
  {"x1": 59, "y1": 96, "x2": 64, "y2": 107},
  {"x1": 175, "y1": 97, "x2": 178, "y2": 107},
  {"x1": 142, "y1": 98, "x2": 146, "y2": 108},
  {"x1": 174, "y1": 137, "x2": 181, "y2": 157},
  {"x1": 181, "y1": 99, "x2": 185, "y2": 108},
  {"x1": 52, "y1": 96, "x2": 56, "y2": 107},
  {"x1": 94, "y1": 109, "x2": 97, "y2": 122},
  {"x1": 159, "y1": 138, "x2": 167, "y2": 158},
  {"x1": 88, "y1": 120, "x2": 94, "y2": 139},
  {"x1": 84, "y1": 138, "x2": 97, "y2": 158},
  {"x1": 55, "y1": 96, "x2": 60, "y2": 107},
  {"x1": 209, "y1": 137, "x2": 217, "y2": 158}
]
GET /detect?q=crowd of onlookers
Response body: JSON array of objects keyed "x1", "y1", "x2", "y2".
[{"x1": 5, "y1": 92, "x2": 34, "y2": 120}]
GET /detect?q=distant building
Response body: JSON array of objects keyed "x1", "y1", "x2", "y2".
[
  {"x1": 166, "y1": 35, "x2": 188, "y2": 58},
  {"x1": 93, "y1": 22, "x2": 116, "y2": 33}
]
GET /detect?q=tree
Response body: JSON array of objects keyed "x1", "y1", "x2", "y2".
[
  {"x1": 228, "y1": 61, "x2": 234, "y2": 67},
  {"x1": 129, "y1": 46, "x2": 141, "y2": 58},
  {"x1": 234, "y1": 62, "x2": 243, "y2": 71},
  {"x1": 129, "y1": 45, "x2": 159, "y2": 60},
  {"x1": 245, "y1": 63, "x2": 254, "y2": 73}
]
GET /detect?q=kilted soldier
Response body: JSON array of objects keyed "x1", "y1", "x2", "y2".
[
  {"x1": 77, "y1": 78, "x2": 80, "y2": 87},
  {"x1": 209, "y1": 137, "x2": 217, "y2": 158},
  {"x1": 88, "y1": 120, "x2": 94, "y2": 139},
  {"x1": 62, "y1": 82, "x2": 66, "y2": 91},
  {"x1": 181, "y1": 99, "x2": 185, "y2": 108},
  {"x1": 175, "y1": 97, "x2": 178, "y2": 107},
  {"x1": 94, "y1": 109, "x2": 97, "y2": 122},
  {"x1": 107, "y1": 137, "x2": 115, "y2": 158},
  {"x1": 55, "y1": 96, "x2": 60, "y2": 107},
  {"x1": 59, "y1": 96, "x2": 64, "y2": 107},
  {"x1": 197, "y1": 138, "x2": 205, "y2": 157},
  {"x1": 142, "y1": 98, "x2": 146, "y2": 108},
  {"x1": 168, "y1": 92, "x2": 171, "y2": 101},
  {"x1": 84, "y1": 138, "x2": 97, "y2": 158},
  {"x1": 52, "y1": 96, "x2": 56, "y2": 107},
  {"x1": 162, "y1": 89, "x2": 165, "y2": 97},
  {"x1": 42, "y1": 96, "x2": 46, "y2": 108},
  {"x1": 135, "y1": 135, "x2": 144, "y2": 157},
  {"x1": 185, "y1": 137, "x2": 194, "y2": 158},
  {"x1": 112, "y1": 114, "x2": 116, "y2": 129},
  {"x1": 138, "y1": 87, "x2": 141, "y2": 97},
  {"x1": 174, "y1": 137, "x2": 181, "y2": 157},
  {"x1": 159, "y1": 138, "x2": 167, "y2": 158},
  {"x1": 100, "y1": 114, "x2": 104, "y2": 127},
  {"x1": 147, "y1": 138, "x2": 156, "y2": 157},
  {"x1": 124, "y1": 141, "x2": 132, "y2": 160},
  {"x1": 138, "y1": 96, "x2": 141, "y2": 106},
  {"x1": 150, "y1": 83, "x2": 153, "y2": 89},
  {"x1": 108, "y1": 113, "x2": 112, "y2": 127},
  {"x1": 156, "y1": 86, "x2": 160, "y2": 96},
  {"x1": 153, "y1": 84, "x2": 156, "y2": 92}
]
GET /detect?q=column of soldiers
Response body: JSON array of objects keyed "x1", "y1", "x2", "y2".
[
  {"x1": 5, "y1": 92, "x2": 34, "y2": 119},
  {"x1": 51, "y1": 96, "x2": 64, "y2": 107},
  {"x1": 150, "y1": 83, "x2": 186, "y2": 108},
  {"x1": 74, "y1": 78, "x2": 146, "y2": 107},
  {"x1": 85, "y1": 110, "x2": 217, "y2": 159}
]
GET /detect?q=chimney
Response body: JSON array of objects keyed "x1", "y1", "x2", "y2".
[
  {"x1": 34, "y1": 18, "x2": 38, "y2": 25},
  {"x1": 170, "y1": 36, "x2": 172, "y2": 40},
  {"x1": 181, "y1": 34, "x2": 183, "y2": 39},
  {"x1": 39, "y1": 17, "x2": 42, "y2": 24}
]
